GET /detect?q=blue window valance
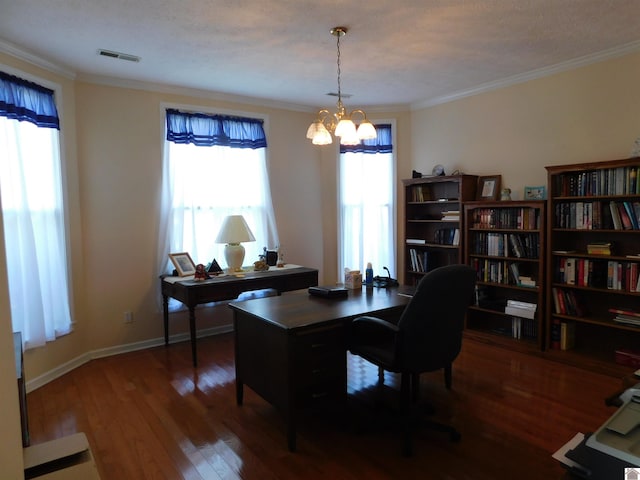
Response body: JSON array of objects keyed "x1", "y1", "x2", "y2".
[
  {"x1": 340, "y1": 124, "x2": 392, "y2": 154},
  {"x1": 166, "y1": 108, "x2": 267, "y2": 149},
  {"x1": 0, "y1": 71, "x2": 60, "y2": 129}
]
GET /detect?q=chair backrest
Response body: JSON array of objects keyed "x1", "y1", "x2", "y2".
[{"x1": 396, "y1": 264, "x2": 476, "y2": 372}]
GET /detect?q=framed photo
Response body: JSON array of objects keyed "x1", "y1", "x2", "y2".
[
  {"x1": 168, "y1": 252, "x2": 197, "y2": 276},
  {"x1": 477, "y1": 175, "x2": 501, "y2": 201},
  {"x1": 524, "y1": 185, "x2": 547, "y2": 200}
]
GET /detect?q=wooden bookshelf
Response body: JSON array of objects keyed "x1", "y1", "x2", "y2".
[
  {"x1": 402, "y1": 175, "x2": 477, "y2": 285},
  {"x1": 546, "y1": 157, "x2": 640, "y2": 376},
  {"x1": 463, "y1": 201, "x2": 546, "y2": 351}
]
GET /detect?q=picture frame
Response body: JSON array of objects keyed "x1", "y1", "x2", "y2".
[
  {"x1": 524, "y1": 185, "x2": 547, "y2": 200},
  {"x1": 477, "y1": 175, "x2": 501, "y2": 201},
  {"x1": 168, "y1": 252, "x2": 197, "y2": 276}
]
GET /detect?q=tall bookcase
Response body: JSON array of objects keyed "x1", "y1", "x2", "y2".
[
  {"x1": 402, "y1": 175, "x2": 477, "y2": 285},
  {"x1": 546, "y1": 157, "x2": 640, "y2": 376},
  {"x1": 463, "y1": 201, "x2": 546, "y2": 351}
]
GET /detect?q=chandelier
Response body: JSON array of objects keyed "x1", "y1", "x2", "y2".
[{"x1": 306, "y1": 27, "x2": 377, "y2": 146}]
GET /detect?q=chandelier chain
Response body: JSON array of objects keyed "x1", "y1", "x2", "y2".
[{"x1": 336, "y1": 33, "x2": 342, "y2": 102}]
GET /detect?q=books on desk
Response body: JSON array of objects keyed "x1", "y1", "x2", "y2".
[{"x1": 308, "y1": 285, "x2": 348, "y2": 298}]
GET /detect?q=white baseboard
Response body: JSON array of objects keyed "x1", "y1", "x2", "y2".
[{"x1": 25, "y1": 325, "x2": 234, "y2": 393}]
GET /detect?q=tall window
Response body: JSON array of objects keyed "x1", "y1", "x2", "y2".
[
  {"x1": 158, "y1": 109, "x2": 278, "y2": 304},
  {"x1": 338, "y1": 124, "x2": 395, "y2": 280},
  {"x1": 0, "y1": 71, "x2": 73, "y2": 349}
]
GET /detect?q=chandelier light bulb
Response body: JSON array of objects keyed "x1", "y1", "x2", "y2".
[{"x1": 306, "y1": 26, "x2": 376, "y2": 146}]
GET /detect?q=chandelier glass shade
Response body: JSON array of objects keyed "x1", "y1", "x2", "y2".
[{"x1": 306, "y1": 27, "x2": 376, "y2": 146}]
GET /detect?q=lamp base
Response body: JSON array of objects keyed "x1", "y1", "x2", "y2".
[{"x1": 224, "y1": 243, "x2": 245, "y2": 272}]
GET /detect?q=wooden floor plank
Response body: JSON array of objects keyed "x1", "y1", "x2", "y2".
[{"x1": 27, "y1": 332, "x2": 622, "y2": 479}]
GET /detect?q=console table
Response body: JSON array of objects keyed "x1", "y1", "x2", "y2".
[
  {"x1": 161, "y1": 265, "x2": 318, "y2": 366},
  {"x1": 230, "y1": 287, "x2": 411, "y2": 451}
]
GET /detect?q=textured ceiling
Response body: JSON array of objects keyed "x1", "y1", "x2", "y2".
[{"x1": 1, "y1": 0, "x2": 640, "y2": 110}]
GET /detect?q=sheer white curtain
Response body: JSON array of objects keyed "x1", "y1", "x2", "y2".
[
  {"x1": 157, "y1": 140, "x2": 278, "y2": 309},
  {"x1": 0, "y1": 117, "x2": 72, "y2": 349},
  {"x1": 338, "y1": 149, "x2": 395, "y2": 280}
]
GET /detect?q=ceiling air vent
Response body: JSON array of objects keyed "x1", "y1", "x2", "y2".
[{"x1": 98, "y1": 49, "x2": 140, "y2": 63}]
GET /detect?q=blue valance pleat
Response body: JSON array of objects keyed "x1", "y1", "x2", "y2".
[
  {"x1": 166, "y1": 109, "x2": 267, "y2": 149},
  {"x1": 0, "y1": 71, "x2": 60, "y2": 129},
  {"x1": 340, "y1": 124, "x2": 393, "y2": 154}
]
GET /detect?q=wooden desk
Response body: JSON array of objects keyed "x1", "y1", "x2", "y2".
[
  {"x1": 230, "y1": 287, "x2": 411, "y2": 451},
  {"x1": 161, "y1": 265, "x2": 318, "y2": 366}
]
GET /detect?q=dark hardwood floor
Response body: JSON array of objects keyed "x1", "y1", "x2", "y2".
[{"x1": 27, "y1": 332, "x2": 622, "y2": 479}]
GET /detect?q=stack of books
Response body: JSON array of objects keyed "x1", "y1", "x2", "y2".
[
  {"x1": 609, "y1": 308, "x2": 640, "y2": 327},
  {"x1": 441, "y1": 210, "x2": 460, "y2": 221},
  {"x1": 504, "y1": 299, "x2": 537, "y2": 319},
  {"x1": 518, "y1": 275, "x2": 536, "y2": 288},
  {"x1": 586, "y1": 242, "x2": 612, "y2": 255}
]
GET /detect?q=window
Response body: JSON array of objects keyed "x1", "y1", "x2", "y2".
[
  {"x1": 0, "y1": 71, "x2": 73, "y2": 349},
  {"x1": 158, "y1": 108, "x2": 278, "y2": 306},
  {"x1": 338, "y1": 124, "x2": 395, "y2": 280}
]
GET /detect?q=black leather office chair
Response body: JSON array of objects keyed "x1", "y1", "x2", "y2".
[{"x1": 349, "y1": 264, "x2": 476, "y2": 456}]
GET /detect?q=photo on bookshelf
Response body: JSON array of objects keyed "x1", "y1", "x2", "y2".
[
  {"x1": 524, "y1": 185, "x2": 546, "y2": 200},
  {"x1": 477, "y1": 175, "x2": 501, "y2": 201}
]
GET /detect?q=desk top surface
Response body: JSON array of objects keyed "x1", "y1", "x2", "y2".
[
  {"x1": 162, "y1": 265, "x2": 317, "y2": 287},
  {"x1": 229, "y1": 286, "x2": 412, "y2": 330}
]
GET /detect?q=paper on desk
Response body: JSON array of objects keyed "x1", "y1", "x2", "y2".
[
  {"x1": 552, "y1": 432, "x2": 589, "y2": 474},
  {"x1": 162, "y1": 264, "x2": 303, "y2": 284}
]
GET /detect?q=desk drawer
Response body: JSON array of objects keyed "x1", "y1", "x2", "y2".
[
  {"x1": 294, "y1": 324, "x2": 345, "y2": 355},
  {"x1": 295, "y1": 380, "x2": 345, "y2": 408}
]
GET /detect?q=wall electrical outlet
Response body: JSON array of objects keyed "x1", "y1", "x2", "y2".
[{"x1": 124, "y1": 311, "x2": 133, "y2": 324}]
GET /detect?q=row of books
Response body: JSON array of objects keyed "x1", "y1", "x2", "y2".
[
  {"x1": 410, "y1": 185, "x2": 432, "y2": 202},
  {"x1": 406, "y1": 228, "x2": 460, "y2": 246},
  {"x1": 470, "y1": 207, "x2": 541, "y2": 230},
  {"x1": 408, "y1": 248, "x2": 428, "y2": 272},
  {"x1": 434, "y1": 228, "x2": 460, "y2": 246},
  {"x1": 551, "y1": 287, "x2": 586, "y2": 317},
  {"x1": 471, "y1": 258, "x2": 535, "y2": 286},
  {"x1": 470, "y1": 232, "x2": 539, "y2": 259},
  {"x1": 555, "y1": 258, "x2": 640, "y2": 292},
  {"x1": 553, "y1": 201, "x2": 640, "y2": 230},
  {"x1": 608, "y1": 308, "x2": 640, "y2": 327},
  {"x1": 509, "y1": 317, "x2": 538, "y2": 340},
  {"x1": 552, "y1": 165, "x2": 640, "y2": 197},
  {"x1": 550, "y1": 319, "x2": 576, "y2": 350}
]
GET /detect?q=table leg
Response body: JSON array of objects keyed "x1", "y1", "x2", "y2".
[
  {"x1": 287, "y1": 415, "x2": 297, "y2": 452},
  {"x1": 236, "y1": 380, "x2": 244, "y2": 405},
  {"x1": 189, "y1": 306, "x2": 197, "y2": 367},
  {"x1": 162, "y1": 295, "x2": 169, "y2": 346}
]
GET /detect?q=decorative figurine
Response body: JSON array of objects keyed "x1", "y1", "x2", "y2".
[
  {"x1": 501, "y1": 188, "x2": 512, "y2": 201},
  {"x1": 253, "y1": 259, "x2": 269, "y2": 271},
  {"x1": 194, "y1": 263, "x2": 209, "y2": 280}
]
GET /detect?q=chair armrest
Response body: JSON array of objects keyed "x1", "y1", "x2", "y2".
[
  {"x1": 352, "y1": 315, "x2": 399, "y2": 334},
  {"x1": 350, "y1": 315, "x2": 400, "y2": 347}
]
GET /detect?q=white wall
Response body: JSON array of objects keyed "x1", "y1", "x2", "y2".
[{"x1": 410, "y1": 51, "x2": 640, "y2": 197}]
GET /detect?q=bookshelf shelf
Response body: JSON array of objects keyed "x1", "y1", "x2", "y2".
[
  {"x1": 546, "y1": 157, "x2": 640, "y2": 376},
  {"x1": 402, "y1": 175, "x2": 477, "y2": 285},
  {"x1": 463, "y1": 200, "x2": 546, "y2": 351}
]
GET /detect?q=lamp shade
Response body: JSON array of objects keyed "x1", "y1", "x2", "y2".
[{"x1": 215, "y1": 215, "x2": 256, "y2": 244}]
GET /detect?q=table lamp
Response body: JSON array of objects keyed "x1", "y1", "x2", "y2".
[{"x1": 215, "y1": 215, "x2": 256, "y2": 272}]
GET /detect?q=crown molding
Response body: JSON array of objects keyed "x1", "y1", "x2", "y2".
[
  {"x1": 412, "y1": 39, "x2": 640, "y2": 110},
  {"x1": 0, "y1": 38, "x2": 76, "y2": 79},
  {"x1": 77, "y1": 73, "x2": 319, "y2": 113}
]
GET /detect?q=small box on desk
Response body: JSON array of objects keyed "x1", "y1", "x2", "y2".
[
  {"x1": 614, "y1": 348, "x2": 640, "y2": 368},
  {"x1": 344, "y1": 270, "x2": 362, "y2": 289}
]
